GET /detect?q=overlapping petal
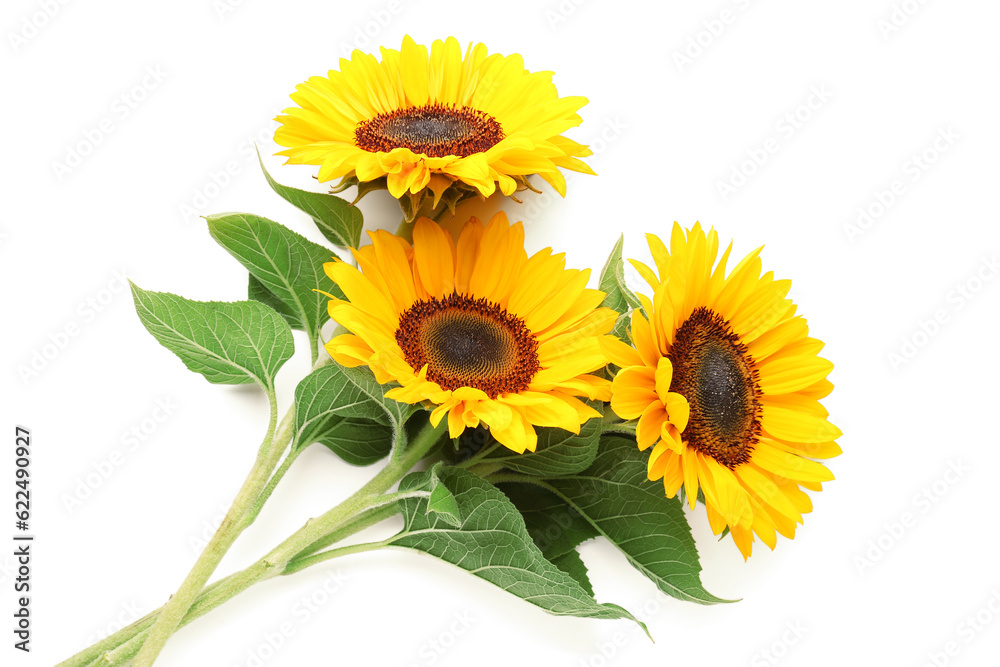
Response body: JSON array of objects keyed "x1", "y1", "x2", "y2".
[
  {"x1": 608, "y1": 223, "x2": 841, "y2": 559},
  {"x1": 324, "y1": 213, "x2": 615, "y2": 453},
  {"x1": 275, "y1": 36, "x2": 593, "y2": 199}
]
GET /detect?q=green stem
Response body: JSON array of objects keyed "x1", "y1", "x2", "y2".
[
  {"x1": 284, "y1": 539, "x2": 388, "y2": 575},
  {"x1": 129, "y1": 390, "x2": 290, "y2": 667},
  {"x1": 464, "y1": 461, "x2": 506, "y2": 478},
  {"x1": 484, "y1": 471, "x2": 539, "y2": 486},
  {"x1": 127, "y1": 355, "x2": 337, "y2": 665},
  {"x1": 602, "y1": 421, "x2": 637, "y2": 437},
  {"x1": 394, "y1": 191, "x2": 462, "y2": 239},
  {"x1": 454, "y1": 440, "x2": 503, "y2": 469},
  {"x1": 88, "y1": 560, "x2": 277, "y2": 667},
  {"x1": 239, "y1": 443, "x2": 305, "y2": 529},
  {"x1": 292, "y1": 502, "x2": 402, "y2": 559},
  {"x1": 64, "y1": 419, "x2": 445, "y2": 667},
  {"x1": 308, "y1": 331, "x2": 319, "y2": 366},
  {"x1": 260, "y1": 418, "x2": 446, "y2": 567},
  {"x1": 60, "y1": 503, "x2": 407, "y2": 667}
]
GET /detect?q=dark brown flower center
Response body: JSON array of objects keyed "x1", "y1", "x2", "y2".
[
  {"x1": 395, "y1": 293, "x2": 538, "y2": 397},
  {"x1": 355, "y1": 103, "x2": 504, "y2": 158},
  {"x1": 669, "y1": 307, "x2": 762, "y2": 468}
]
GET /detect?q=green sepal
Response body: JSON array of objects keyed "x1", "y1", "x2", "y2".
[{"x1": 598, "y1": 234, "x2": 642, "y2": 341}]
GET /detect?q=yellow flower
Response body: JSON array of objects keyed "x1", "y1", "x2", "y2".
[
  {"x1": 274, "y1": 36, "x2": 594, "y2": 203},
  {"x1": 324, "y1": 213, "x2": 616, "y2": 454},
  {"x1": 605, "y1": 223, "x2": 841, "y2": 559}
]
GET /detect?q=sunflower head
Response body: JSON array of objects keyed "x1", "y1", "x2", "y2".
[
  {"x1": 275, "y1": 36, "x2": 595, "y2": 218},
  {"x1": 324, "y1": 213, "x2": 617, "y2": 454},
  {"x1": 604, "y1": 223, "x2": 842, "y2": 559}
]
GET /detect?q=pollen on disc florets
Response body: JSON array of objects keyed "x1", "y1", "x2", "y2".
[
  {"x1": 395, "y1": 293, "x2": 539, "y2": 398},
  {"x1": 355, "y1": 103, "x2": 505, "y2": 158},
  {"x1": 669, "y1": 307, "x2": 763, "y2": 468}
]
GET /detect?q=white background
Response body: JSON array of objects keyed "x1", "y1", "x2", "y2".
[{"x1": 3, "y1": 0, "x2": 1000, "y2": 665}]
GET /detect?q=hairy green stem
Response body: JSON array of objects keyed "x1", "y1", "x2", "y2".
[
  {"x1": 61, "y1": 500, "x2": 409, "y2": 667},
  {"x1": 259, "y1": 418, "x2": 446, "y2": 567},
  {"x1": 240, "y1": 443, "x2": 305, "y2": 529},
  {"x1": 284, "y1": 539, "x2": 388, "y2": 575},
  {"x1": 129, "y1": 389, "x2": 291, "y2": 666},
  {"x1": 291, "y1": 502, "x2": 402, "y2": 559},
  {"x1": 484, "y1": 471, "x2": 540, "y2": 486},
  {"x1": 59, "y1": 419, "x2": 445, "y2": 667},
  {"x1": 602, "y1": 421, "x2": 637, "y2": 437},
  {"x1": 454, "y1": 440, "x2": 503, "y2": 469}
]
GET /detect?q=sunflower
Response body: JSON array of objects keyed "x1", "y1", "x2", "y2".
[
  {"x1": 323, "y1": 213, "x2": 616, "y2": 454},
  {"x1": 274, "y1": 36, "x2": 594, "y2": 209},
  {"x1": 604, "y1": 223, "x2": 841, "y2": 559}
]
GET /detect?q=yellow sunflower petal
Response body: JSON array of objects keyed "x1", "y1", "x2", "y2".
[
  {"x1": 760, "y1": 405, "x2": 842, "y2": 443},
  {"x1": 750, "y1": 443, "x2": 835, "y2": 483},
  {"x1": 608, "y1": 223, "x2": 838, "y2": 559},
  {"x1": 411, "y1": 217, "x2": 456, "y2": 297}
]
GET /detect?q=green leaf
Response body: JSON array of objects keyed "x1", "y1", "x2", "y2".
[
  {"x1": 293, "y1": 363, "x2": 407, "y2": 461},
  {"x1": 207, "y1": 213, "x2": 336, "y2": 348},
  {"x1": 486, "y1": 406, "x2": 602, "y2": 476},
  {"x1": 551, "y1": 550, "x2": 594, "y2": 597},
  {"x1": 390, "y1": 466, "x2": 645, "y2": 630},
  {"x1": 130, "y1": 283, "x2": 293, "y2": 390},
  {"x1": 599, "y1": 235, "x2": 641, "y2": 340},
  {"x1": 424, "y1": 463, "x2": 462, "y2": 527},
  {"x1": 258, "y1": 149, "x2": 363, "y2": 248},
  {"x1": 247, "y1": 274, "x2": 298, "y2": 329},
  {"x1": 315, "y1": 419, "x2": 393, "y2": 466},
  {"x1": 543, "y1": 435, "x2": 731, "y2": 605},
  {"x1": 501, "y1": 483, "x2": 598, "y2": 560},
  {"x1": 248, "y1": 274, "x2": 345, "y2": 333}
]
